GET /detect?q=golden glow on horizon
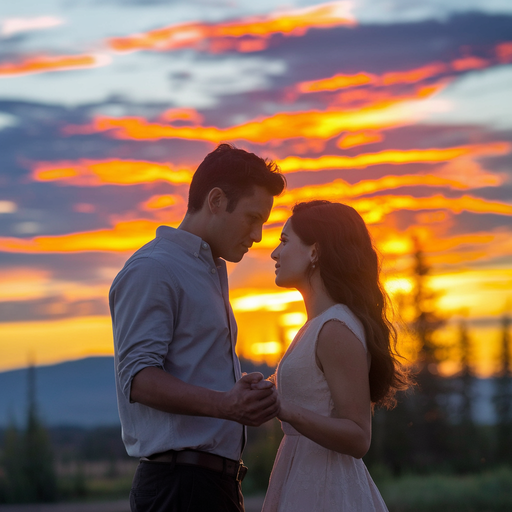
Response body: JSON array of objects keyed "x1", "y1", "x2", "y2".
[
  {"x1": 0, "y1": 316, "x2": 114, "y2": 372},
  {"x1": 0, "y1": 268, "x2": 51, "y2": 301},
  {"x1": 251, "y1": 341, "x2": 282, "y2": 355},
  {"x1": 0, "y1": 54, "x2": 111, "y2": 77},
  {"x1": 108, "y1": 1, "x2": 354, "y2": 53},
  {"x1": 231, "y1": 290, "x2": 303, "y2": 312}
]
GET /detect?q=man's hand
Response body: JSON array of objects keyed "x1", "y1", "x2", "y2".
[{"x1": 219, "y1": 372, "x2": 280, "y2": 426}]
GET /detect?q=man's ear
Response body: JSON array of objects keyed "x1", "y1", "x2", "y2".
[{"x1": 207, "y1": 187, "x2": 227, "y2": 214}]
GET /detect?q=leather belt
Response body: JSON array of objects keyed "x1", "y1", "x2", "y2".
[{"x1": 141, "y1": 449, "x2": 248, "y2": 482}]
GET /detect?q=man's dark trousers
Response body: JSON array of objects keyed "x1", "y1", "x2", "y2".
[{"x1": 130, "y1": 460, "x2": 245, "y2": 512}]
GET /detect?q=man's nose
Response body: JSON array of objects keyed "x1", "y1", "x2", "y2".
[{"x1": 251, "y1": 224, "x2": 263, "y2": 243}]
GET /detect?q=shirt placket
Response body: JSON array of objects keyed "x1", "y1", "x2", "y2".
[{"x1": 199, "y1": 242, "x2": 241, "y2": 382}]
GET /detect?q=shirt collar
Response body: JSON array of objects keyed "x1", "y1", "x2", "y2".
[{"x1": 155, "y1": 225, "x2": 225, "y2": 269}]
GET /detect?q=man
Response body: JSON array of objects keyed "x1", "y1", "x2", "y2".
[{"x1": 110, "y1": 143, "x2": 286, "y2": 512}]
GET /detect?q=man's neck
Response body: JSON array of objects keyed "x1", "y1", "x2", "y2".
[{"x1": 178, "y1": 211, "x2": 206, "y2": 238}]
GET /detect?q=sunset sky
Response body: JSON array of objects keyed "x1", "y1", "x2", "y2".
[{"x1": 1, "y1": 0, "x2": 512, "y2": 377}]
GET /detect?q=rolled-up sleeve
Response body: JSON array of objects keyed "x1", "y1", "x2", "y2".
[{"x1": 110, "y1": 257, "x2": 178, "y2": 402}]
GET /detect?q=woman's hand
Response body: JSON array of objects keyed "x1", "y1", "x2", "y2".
[{"x1": 276, "y1": 397, "x2": 295, "y2": 423}]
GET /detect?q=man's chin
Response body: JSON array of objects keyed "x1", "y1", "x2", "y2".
[{"x1": 223, "y1": 252, "x2": 245, "y2": 263}]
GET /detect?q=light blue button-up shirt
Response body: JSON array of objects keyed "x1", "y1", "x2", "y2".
[{"x1": 109, "y1": 226, "x2": 244, "y2": 460}]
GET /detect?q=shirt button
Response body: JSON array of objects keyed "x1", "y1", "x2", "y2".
[
  {"x1": 202, "y1": 242, "x2": 209, "y2": 250},
  {"x1": 210, "y1": 268, "x2": 216, "y2": 274},
  {"x1": 193, "y1": 252, "x2": 198, "y2": 257}
]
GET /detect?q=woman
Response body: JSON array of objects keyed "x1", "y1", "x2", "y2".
[{"x1": 261, "y1": 200, "x2": 410, "y2": 512}]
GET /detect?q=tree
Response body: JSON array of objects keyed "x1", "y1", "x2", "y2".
[
  {"x1": 494, "y1": 311, "x2": 512, "y2": 463},
  {"x1": 0, "y1": 419, "x2": 26, "y2": 502},
  {"x1": 406, "y1": 239, "x2": 449, "y2": 469},
  {"x1": 0, "y1": 363, "x2": 57, "y2": 503},
  {"x1": 365, "y1": 239, "x2": 448, "y2": 474},
  {"x1": 450, "y1": 319, "x2": 482, "y2": 472}
]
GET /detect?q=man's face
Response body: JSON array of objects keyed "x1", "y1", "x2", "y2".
[{"x1": 209, "y1": 186, "x2": 274, "y2": 262}]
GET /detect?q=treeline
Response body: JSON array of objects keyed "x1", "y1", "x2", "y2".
[{"x1": 365, "y1": 242, "x2": 512, "y2": 475}]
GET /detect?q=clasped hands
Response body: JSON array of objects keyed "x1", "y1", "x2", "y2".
[{"x1": 223, "y1": 372, "x2": 280, "y2": 427}]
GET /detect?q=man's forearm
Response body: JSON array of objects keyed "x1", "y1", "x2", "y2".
[
  {"x1": 130, "y1": 366, "x2": 280, "y2": 426},
  {"x1": 130, "y1": 366, "x2": 223, "y2": 417}
]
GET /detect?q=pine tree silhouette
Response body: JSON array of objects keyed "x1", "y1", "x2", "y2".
[
  {"x1": 0, "y1": 362, "x2": 57, "y2": 503},
  {"x1": 494, "y1": 311, "x2": 512, "y2": 463}
]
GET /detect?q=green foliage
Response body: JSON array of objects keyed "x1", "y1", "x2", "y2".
[
  {"x1": 242, "y1": 419, "x2": 283, "y2": 495},
  {"x1": 380, "y1": 467, "x2": 512, "y2": 512}
]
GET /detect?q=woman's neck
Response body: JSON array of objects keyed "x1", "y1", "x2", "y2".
[{"x1": 300, "y1": 275, "x2": 337, "y2": 321}]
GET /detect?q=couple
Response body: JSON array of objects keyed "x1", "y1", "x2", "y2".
[{"x1": 110, "y1": 144, "x2": 408, "y2": 512}]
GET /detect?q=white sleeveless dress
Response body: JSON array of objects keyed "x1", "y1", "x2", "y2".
[{"x1": 261, "y1": 304, "x2": 389, "y2": 512}]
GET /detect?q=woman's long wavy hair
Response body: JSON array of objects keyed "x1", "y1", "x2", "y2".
[{"x1": 290, "y1": 200, "x2": 410, "y2": 408}]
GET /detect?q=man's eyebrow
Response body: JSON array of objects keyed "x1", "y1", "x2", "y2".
[{"x1": 281, "y1": 231, "x2": 288, "y2": 237}]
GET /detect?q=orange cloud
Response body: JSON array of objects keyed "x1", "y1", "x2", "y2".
[
  {"x1": 296, "y1": 47, "x2": 507, "y2": 96},
  {"x1": 159, "y1": 108, "x2": 204, "y2": 124},
  {"x1": 434, "y1": 157, "x2": 505, "y2": 188},
  {"x1": 0, "y1": 220, "x2": 163, "y2": 253},
  {"x1": 337, "y1": 131, "x2": 384, "y2": 148},
  {"x1": 496, "y1": 41, "x2": 512, "y2": 63},
  {"x1": 381, "y1": 62, "x2": 448, "y2": 85},
  {"x1": 275, "y1": 181, "x2": 512, "y2": 224},
  {"x1": 298, "y1": 72, "x2": 375, "y2": 93},
  {"x1": 297, "y1": 63, "x2": 448, "y2": 94},
  {"x1": 451, "y1": 56, "x2": 488, "y2": 72},
  {"x1": 0, "y1": 268, "x2": 51, "y2": 301},
  {"x1": 108, "y1": 1, "x2": 354, "y2": 54},
  {"x1": 274, "y1": 175, "x2": 470, "y2": 208},
  {"x1": 79, "y1": 97, "x2": 434, "y2": 144},
  {"x1": 0, "y1": 54, "x2": 111, "y2": 77},
  {"x1": 277, "y1": 143, "x2": 510, "y2": 173},
  {"x1": 142, "y1": 194, "x2": 183, "y2": 210},
  {"x1": 33, "y1": 159, "x2": 193, "y2": 186}
]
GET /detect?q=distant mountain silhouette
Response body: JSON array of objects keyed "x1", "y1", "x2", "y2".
[
  {"x1": 0, "y1": 357, "x2": 119, "y2": 427},
  {"x1": 0, "y1": 356, "x2": 496, "y2": 427},
  {"x1": 0, "y1": 356, "x2": 276, "y2": 427}
]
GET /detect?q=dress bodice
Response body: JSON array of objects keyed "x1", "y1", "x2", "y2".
[{"x1": 277, "y1": 304, "x2": 368, "y2": 423}]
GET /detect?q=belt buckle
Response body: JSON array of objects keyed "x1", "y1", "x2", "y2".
[{"x1": 236, "y1": 463, "x2": 248, "y2": 482}]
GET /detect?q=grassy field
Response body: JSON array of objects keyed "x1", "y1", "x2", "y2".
[{"x1": 377, "y1": 467, "x2": 512, "y2": 512}]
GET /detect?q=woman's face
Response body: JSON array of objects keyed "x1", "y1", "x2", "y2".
[{"x1": 271, "y1": 219, "x2": 315, "y2": 289}]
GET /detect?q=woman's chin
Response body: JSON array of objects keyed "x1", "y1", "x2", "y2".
[{"x1": 275, "y1": 277, "x2": 285, "y2": 288}]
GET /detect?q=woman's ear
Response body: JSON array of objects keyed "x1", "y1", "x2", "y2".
[
  {"x1": 310, "y1": 242, "x2": 319, "y2": 266},
  {"x1": 207, "y1": 187, "x2": 226, "y2": 213}
]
